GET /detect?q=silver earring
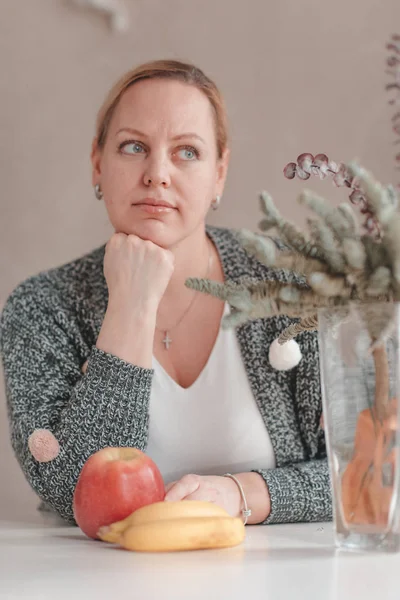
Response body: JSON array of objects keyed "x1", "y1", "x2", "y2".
[
  {"x1": 94, "y1": 184, "x2": 103, "y2": 200},
  {"x1": 212, "y1": 195, "x2": 221, "y2": 210}
]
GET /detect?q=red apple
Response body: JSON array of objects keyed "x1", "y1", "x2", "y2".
[{"x1": 73, "y1": 447, "x2": 165, "y2": 539}]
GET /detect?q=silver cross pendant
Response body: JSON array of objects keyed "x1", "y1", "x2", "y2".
[{"x1": 162, "y1": 332, "x2": 172, "y2": 350}]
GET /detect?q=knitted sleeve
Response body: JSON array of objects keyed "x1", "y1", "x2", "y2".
[
  {"x1": 253, "y1": 458, "x2": 332, "y2": 524},
  {"x1": 0, "y1": 284, "x2": 153, "y2": 524}
]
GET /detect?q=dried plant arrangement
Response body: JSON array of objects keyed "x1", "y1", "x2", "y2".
[
  {"x1": 187, "y1": 158, "x2": 400, "y2": 541},
  {"x1": 185, "y1": 37, "x2": 400, "y2": 546}
]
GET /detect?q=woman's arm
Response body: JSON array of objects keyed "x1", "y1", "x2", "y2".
[
  {"x1": 0, "y1": 284, "x2": 155, "y2": 525},
  {"x1": 163, "y1": 460, "x2": 331, "y2": 525},
  {"x1": 250, "y1": 458, "x2": 331, "y2": 524},
  {"x1": 230, "y1": 459, "x2": 332, "y2": 524}
]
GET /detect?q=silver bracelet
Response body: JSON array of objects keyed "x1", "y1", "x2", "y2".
[{"x1": 223, "y1": 473, "x2": 252, "y2": 525}]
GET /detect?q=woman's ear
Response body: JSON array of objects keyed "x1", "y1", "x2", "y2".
[
  {"x1": 216, "y1": 147, "x2": 230, "y2": 196},
  {"x1": 91, "y1": 137, "x2": 102, "y2": 186}
]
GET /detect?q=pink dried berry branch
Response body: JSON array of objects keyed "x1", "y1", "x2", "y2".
[
  {"x1": 283, "y1": 153, "x2": 381, "y2": 238},
  {"x1": 386, "y1": 34, "x2": 400, "y2": 189},
  {"x1": 386, "y1": 34, "x2": 400, "y2": 102}
]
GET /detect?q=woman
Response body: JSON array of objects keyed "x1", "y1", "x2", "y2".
[{"x1": 0, "y1": 60, "x2": 330, "y2": 526}]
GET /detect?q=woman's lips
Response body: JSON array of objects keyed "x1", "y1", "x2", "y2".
[{"x1": 132, "y1": 203, "x2": 176, "y2": 214}]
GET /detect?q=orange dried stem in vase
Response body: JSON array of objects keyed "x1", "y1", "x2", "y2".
[{"x1": 340, "y1": 344, "x2": 398, "y2": 527}]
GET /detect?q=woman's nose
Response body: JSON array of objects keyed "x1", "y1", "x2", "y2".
[{"x1": 143, "y1": 155, "x2": 171, "y2": 188}]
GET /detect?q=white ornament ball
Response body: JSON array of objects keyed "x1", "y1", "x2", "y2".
[{"x1": 268, "y1": 338, "x2": 302, "y2": 370}]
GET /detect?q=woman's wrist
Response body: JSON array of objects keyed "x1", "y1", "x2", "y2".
[
  {"x1": 233, "y1": 472, "x2": 271, "y2": 524},
  {"x1": 96, "y1": 301, "x2": 157, "y2": 368}
]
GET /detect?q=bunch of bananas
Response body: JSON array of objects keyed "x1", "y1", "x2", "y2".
[{"x1": 97, "y1": 500, "x2": 246, "y2": 552}]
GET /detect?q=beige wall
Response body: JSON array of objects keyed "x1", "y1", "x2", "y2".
[{"x1": 1, "y1": 0, "x2": 399, "y2": 520}]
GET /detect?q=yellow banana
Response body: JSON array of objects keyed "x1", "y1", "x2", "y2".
[
  {"x1": 119, "y1": 516, "x2": 245, "y2": 552},
  {"x1": 97, "y1": 500, "x2": 230, "y2": 543}
]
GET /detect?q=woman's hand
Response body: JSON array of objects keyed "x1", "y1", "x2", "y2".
[
  {"x1": 164, "y1": 472, "x2": 271, "y2": 524},
  {"x1": 164, "y1": 474, "x2": 242, "y2": 517},
  {"x1": 104, "y1": 232, "x2": 175, "y2": 311},
  {"x1": 95, "y1": 232, "x2": 174, "y2": 368}
]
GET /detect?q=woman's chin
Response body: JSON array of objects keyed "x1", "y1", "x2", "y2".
[{"x1": 117, "y1": 219, "x2": 177, "y2": 247}]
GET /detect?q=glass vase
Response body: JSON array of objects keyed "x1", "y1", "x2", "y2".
[{"x1": 318, "y1": 302, "x2": 400, "y2": 552}]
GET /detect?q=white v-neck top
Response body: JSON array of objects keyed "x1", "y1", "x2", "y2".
[{"x1": 145, "y1": 303, "x2": 276, "y2": 484}]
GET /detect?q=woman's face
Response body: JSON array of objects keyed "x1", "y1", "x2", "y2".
[{"x1": 91, "y1": 78, "x2": 230, "y2": 248}]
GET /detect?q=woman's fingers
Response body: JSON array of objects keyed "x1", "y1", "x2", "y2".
[
  {"x1": 164, "y1": 474, "x2": 201, "y2": 501},
  {"x1": 164, "y1": 480, "x2": 176, "y2": 494}
]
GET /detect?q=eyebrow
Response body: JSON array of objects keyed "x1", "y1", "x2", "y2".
[{"x1": 116, "y1": 127, "x2": 206, "y2": 145}]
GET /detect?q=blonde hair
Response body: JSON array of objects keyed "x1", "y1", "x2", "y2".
[{"x1": 95, "y1": 59, "x2": 228, "y2": 159}]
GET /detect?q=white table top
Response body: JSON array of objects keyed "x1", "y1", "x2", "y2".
[{"x1": 0, "y1": 514, "x2": 399, "y2": 600}]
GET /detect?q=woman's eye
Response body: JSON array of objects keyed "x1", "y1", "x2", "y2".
[
  {"x1": 178, "y1": 147, "x2": 198, "y2": 161},
  {"x1": 120, "y1": 142, "x2": 145, "y2": 155}
]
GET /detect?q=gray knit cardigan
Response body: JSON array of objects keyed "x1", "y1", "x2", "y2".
[{"x1": 0, "y1": 225, "x2": 332, "y2": 525}]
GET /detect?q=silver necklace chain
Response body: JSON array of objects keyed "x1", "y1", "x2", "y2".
[{"x1": 155, "y1": 243, "x2": 212, "y2": 350}]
